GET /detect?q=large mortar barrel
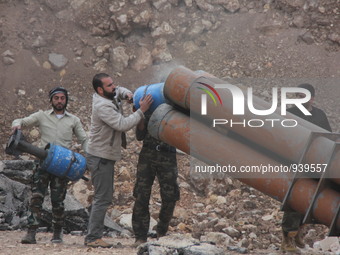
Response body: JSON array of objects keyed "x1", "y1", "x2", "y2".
[
  {"x1": 162, "y1": 66, "x2": 340, "y2": 183},
  {"x1": 148, "y1": 104, "x2": 340, "y2": 234}
]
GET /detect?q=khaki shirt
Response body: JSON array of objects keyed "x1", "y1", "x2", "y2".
[{"x1": 12, "y1": 109, "x2": 88, "y2": 151}]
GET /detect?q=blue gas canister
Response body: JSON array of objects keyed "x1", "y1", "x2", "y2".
[
  {"x1": 40, "y1": 144, "x2": 86, "y2": 181},
  {"x1": 133, "y1": 83, "x2": 167, "y2": 113}
]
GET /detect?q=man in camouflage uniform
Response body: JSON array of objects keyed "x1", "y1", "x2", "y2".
[
  {"x1": 11, "y1": 87, "x2": 88, "y2": 244},
  {"x1": 281, "y1": 83, "x2": 332, "y2": 253},
  {"x1": 132, "y1": 113, "x2": 180, "y2": 247}
]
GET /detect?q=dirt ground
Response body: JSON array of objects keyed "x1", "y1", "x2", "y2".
[
  {"x1": 0, "y1": 0, "x2": 339, "y2": 254},
  {"x1": 0, "y1": 230, "x2": 137, "y2": 255}
]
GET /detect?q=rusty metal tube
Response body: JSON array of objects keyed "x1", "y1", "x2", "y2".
[
  {"x1": 148, "y1": 104, "x2": 340, "y2": 231},
  {"x1": 163, "y1": 66, "x2": 340, "y2": 183}
]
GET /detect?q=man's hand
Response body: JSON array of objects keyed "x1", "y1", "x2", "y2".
[
  {"x1": 139, "y1": 94, "x2": 153, "y2": 113},
  {"x1": 11, "y1": 126, "x2": 21, "y2": 135},
  {"x1": 126, "y1": 92, "x2": 133, "y2": 103}
]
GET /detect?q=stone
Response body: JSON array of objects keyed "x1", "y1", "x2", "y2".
[
  {"x1": 111, "y1": 46, "x2": 129, "y2": 73},
  {"x1": 42, "y1": 0, "x2": 69, "y2": 11},
  {"x1": 94, "y1": 58, "x2": 108, "y2": 72},
  {"x1": 193, "y1": 203, "x2": 205, "y2": 208},
  {"x1": 94, "y1": 45, "x2": 106, "y2": 57},
  {"x1": 261, "y1": 214, "x2": 274, "y2": 221},
  {"x1": 151, "y1": 22, "x2": 175, "y2": 38},
  {"x1": 237, "y1": 237, "x2": 250, "y2": 248},
  {"x1": 328, "y1": 33, "x2": 340, "y2": 45},
  {"x1": 133, "y1": 9, "x2": 152, "y2": 27},
  {"x1": 249, "y1": 232, "x2": 257, "y2": 239},
  {"x1": 25, "y1": 104, "x2": 34, "y2": 112},
  {"x1": 227, "y1": 246, "x2": 248, "y2": 254},
  {"x1": 173, "y1": 207, "x2": 189, "y2": 220},
  {"x1": 177, "y1": 222, "x2": 188, "y2": 231},
  {"x1": 195, "y1": 0, "x2": 215, "y2": 12},
  {"x1": 183, "y1": 41, "x2": 199, "y2": 54},
  {"x1": 243, "y1": 199, "x2": 257, "y2": 209},
  {"x1": 42, "y1": 61, "x2": 52, "y2": 69},
  {"x1": 151, "y1": 38, "x2": 172, "y2": 62},
  {"x1": 292, "y1": 15, "x2": 305, "y2": 28},
  {"x1": 282, "y1": 0, "x2": 305, "y2": 9},
  {"x1": 130, "y1": 47, "x2": 152, "y2": 72},
  {"x1": 18, "y1": 89, "x2": 26, "y2": 96},
  {"x1": 32, "y1": 35, "x2": 47, "y2": 48},
  {"x1": 137, "y1": 235, "x2": 224, "y2": 255},
  {"x1": 1, "y1": 50, "x2": 14, "y2": 57},
  {"x1": 220, "y1": 0, "x2": 240, "y2": 13},
  {"x1": 216, "y1": 196, "x2": 226, "y2": 204},
  {"x1": 59, "y1": 69, "x2": 66, "y2": 77},
  {"x1": 213, "y1": 219, "x2": 227, "y2": 232},
  {"x1": 201, "y1": 232, "x2": 233, "y2": 246},
  {"x1": 71, "y1": 179, "x2": 92, "y2": 207},
  {"x1": 188, "y1": 22, "x2": 205, "y2": 37},
  {"x1": 114, "y1": 14, "x2": 132, "y2": 36},
  {"x1": 223, "y1": 226, "x2": 240, "y2": 238},
  {"x1": 130, "y1": 0, "x2": 146, "y2": 4},
  {"x1": 119, "y1": 213, "x2": 156, "y2": 231},
  {"x1": 48, "y1": 53, "x2": 68, "y2": 70},
  {"x1": 117, "y1": 166, "x2": 131, "y2": 182},
  {"x1": 110, "y1": 209, "x2": 122, "y2": 219},
  {"x1": 183, "y1": 0, "x2": 192, "y2": 7},
  {"x1": 298, "y1": 31, "x2": 314, "y2": 45},
  {"x1": 185, "y1": 242, "x2": 225, "y2": 255},
  {"x1": 2, "y1": 56, "x2": 14, "y2": 65},
  {"x1": 318, "y1": 237, "x2": 340, "y2": 252}
]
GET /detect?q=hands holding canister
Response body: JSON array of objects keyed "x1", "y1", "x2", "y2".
[
  {"x1": 133, "y1": 83, "x2": 167, "y2": 113},
  {"x1": 126, "y1": 91, "x2": 153, "y2": 113}
]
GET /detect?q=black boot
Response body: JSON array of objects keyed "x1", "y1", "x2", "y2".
[
  {"x1": 51, "y1": 226, "x2": 63, "y2": 243},
  {"x1": 21, "y1": 227, "x2": 37, "y2": 244},
  {"x1": 157, "y1": 201, "x2": 176, "y2": 238}
]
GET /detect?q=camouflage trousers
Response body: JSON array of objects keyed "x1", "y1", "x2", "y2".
[
  {"x1": 26, "y1": 162, "x2": 68, "y2": 229},
  {"x1": 282, "y1": 211, "x2": 303, "y2": 232},
  {"x1": 132, "y1": 148, "x2": 180, "y2": 240}
]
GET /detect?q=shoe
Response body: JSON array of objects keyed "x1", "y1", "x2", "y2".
[
  {"x1": 295, "y1": 227, "x2": 305, "y2": 249},
  {"x1": 21, "y1": 228, "x2": 37, "y2": 244},
  {"x1": 154, "y1": 223, "x2": 168, "y2": 239},
  {"x1": 156, "y1": 231, "x2": 166, "y2": 239},
  {"x1": 132, "y1": 239, "x2": 147, "y2": 248},
  {"x1": 281, "y1": 230, "x2": 301, "y2": 253},
  {"x1": 85, "y1": 239, "x2": 113, "y2": 248},
  {"x1": 51, "y1": 227, "x2": 63, "y2": 243}
]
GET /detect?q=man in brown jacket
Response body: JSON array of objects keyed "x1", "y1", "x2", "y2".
[{"x1": 85, "y1": 73, "x2": 153, "y2": 248}]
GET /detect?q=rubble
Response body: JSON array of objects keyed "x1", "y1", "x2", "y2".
[{"x1": 0, "y1": 160, "x2": 129, "y2": 235}]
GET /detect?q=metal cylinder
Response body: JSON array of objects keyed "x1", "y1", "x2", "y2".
[
  {"x1": 148, "y1": 104, "x2": 340, "y2": 231},
  {"x1": 40, "y1": 144, "x2": 87, "y2": 181},
  {"x1": 16, "y1": 140, "x2": 48, "y2": 159},
  {"x1": 133, "y1": 82, "x2": 167, "y2": 113},
  {"x1": 163, "y1": 66, "x2": 340, "y2": 183}
]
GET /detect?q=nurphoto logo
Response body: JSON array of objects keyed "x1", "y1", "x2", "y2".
[{"x1": 197, "y1": 82, "x2": 312, "y2": 128}]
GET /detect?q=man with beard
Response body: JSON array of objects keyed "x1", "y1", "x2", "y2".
[
  {"x1": 11, "y1": 87, "x2": 88, "y2": 244},
  {"x1": 84, "y1": 73, "x2": 153, "y2": 248},
  {"x1": 281, "y1": 83, "x2": 332, "y2": 253}
]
